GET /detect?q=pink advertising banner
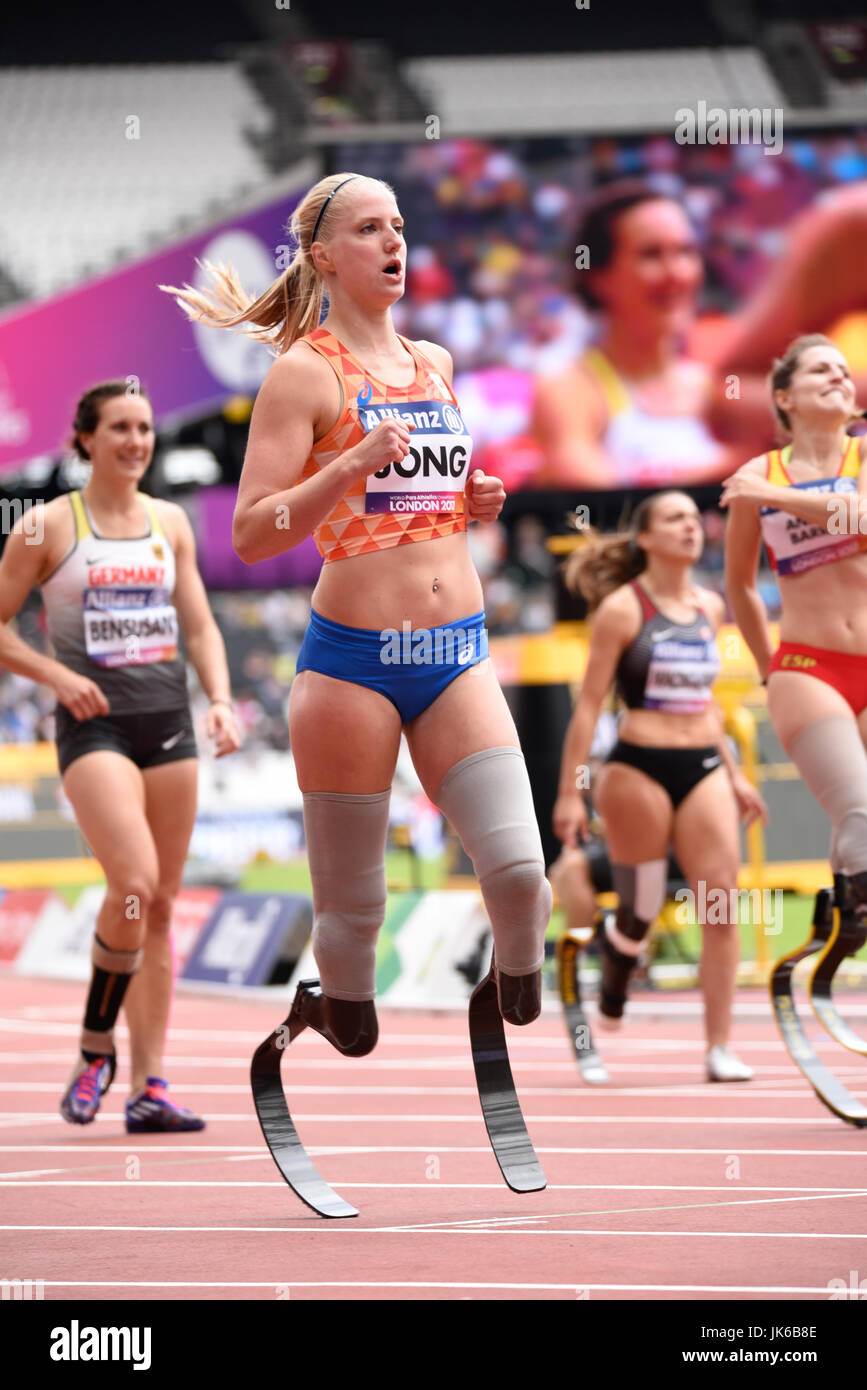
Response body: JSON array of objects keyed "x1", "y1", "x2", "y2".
[{"x1": 0, "y1": 175, "x2": 309, "y2": 473}]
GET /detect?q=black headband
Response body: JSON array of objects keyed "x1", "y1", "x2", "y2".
[{"x1": 310, "y1": 176, "x2": 359, "y2": 248}]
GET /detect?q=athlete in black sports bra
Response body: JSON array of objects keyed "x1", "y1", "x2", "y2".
[{"x1": 552, "y1": 491, "x2": 766, "y2": 1082}]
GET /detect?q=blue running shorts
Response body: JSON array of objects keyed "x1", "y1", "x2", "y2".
[{"x1": 295, "y1": 608, "x2": 489, "y2": 723}]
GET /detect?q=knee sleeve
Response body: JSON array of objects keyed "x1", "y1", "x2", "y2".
[
  {"x1": 790, "y1": 717, "x2": 867, "y2": 876},
  {"x1": 434, "y1": 747, "x2": 552, "y2": 976},
  {"x1": 302, "y1": 789, "x2": 390, "y2": 1002},
  {"x1": 607, "y1": 860, "x2": 667, "y2": 958}
]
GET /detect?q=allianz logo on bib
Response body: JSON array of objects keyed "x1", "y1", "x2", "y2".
[{"x1": 50, "y1": 1320, "x2": 152, "y2": 1370}]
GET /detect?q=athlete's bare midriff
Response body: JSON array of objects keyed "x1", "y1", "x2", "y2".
[
  {"x1": 615, "y1": 706, "x2": 721, "y2": 750},
  {"x1": 778, "y1": 552, "x2": 867, "y2": 652},
  {"x1": 310, "y1": 528, "x2": 484, "y2": 630}
]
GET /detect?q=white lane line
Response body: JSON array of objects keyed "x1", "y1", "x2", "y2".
[
  {"x1": 0, "y1": 1082, "x2": 853, "y2": 1099},
  {"x1": 0, "y1": 1056, "x2": 848, "y2": 1078},
  {"x1": 0, "y1": 1177, "x2": 860, "y2": 1193},
  {"x1": 3, "y1": 1183, "x2": 866, "y2": 1216},
  {"x1": 2, "y1": 1223, "x2": 865, "y2": 1239},
  {"x1": 379, "y1": 1190, "x2": 867, "y2": 1233},
  {"x1": 0, "y1": 1143, "x2": 863, "y2": 1156},
  {"x1": 19, "y1": 1279, "x2": 858, "y2": 1292},
  {"x1": 0, "y1": 1112, "x2": 855, "y2": 1125},
  {"x1": 0, "y1": 1168, "x2": 65, "y2": 1178},
  {"x1": 0, "y1": 1017, "x2": 841, "y2": 1042}
]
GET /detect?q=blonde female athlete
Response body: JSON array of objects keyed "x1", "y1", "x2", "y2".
[
  {"x1": 0, "y1": 382, "x2": 241, "y2": 1129},
  {"x1": 552, "y1": 492, "x2": 767, "y2": 1081},
  {"x1": 723, "y1": 334, "x2": 867, "y2": 943},
  {"x1": 162, "y1": 172, "x2": 552, "y2": 1053}
]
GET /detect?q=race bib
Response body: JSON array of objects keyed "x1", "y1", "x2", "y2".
[
  {"x1": 761, "y1": 476, "x2": 866, "y2": 576},
  {"x1": 644, "y1": 639, "x2": 719, "y2": 713},
  {"x1": 82, "y1": 589, "x2": 179, "y2": 668},
  {"x1": 359, "y1": 399, "x2": 472, "y2": 516}
]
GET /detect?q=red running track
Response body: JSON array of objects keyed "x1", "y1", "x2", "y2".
[{"x1": 1, "y1": 971, "x2": 866, "y2": 1301}]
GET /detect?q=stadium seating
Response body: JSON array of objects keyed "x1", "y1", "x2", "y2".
[
  {"x1": 402, "y1": 49, "x2": 785, "y2": 135},
  {"x1": 0, "y1": 64, "x2": 274, "y2": 299}
]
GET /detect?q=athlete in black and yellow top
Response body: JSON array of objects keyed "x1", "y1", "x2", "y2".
[
  {"x1": 0, "y1": 381, "x2": 241, "y2": 1131},
  {"x1": 723, "y1": 334, "x2": 867, "y2": 963},
  {"x1": 553, "y1": 492, "x2": 767, "y2": 1081}
]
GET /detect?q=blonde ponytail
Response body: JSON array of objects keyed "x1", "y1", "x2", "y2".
[{"x1": 159, "y1": 172, "x2": 393, "y2": 357}]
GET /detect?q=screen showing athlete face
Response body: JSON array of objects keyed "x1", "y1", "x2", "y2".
[{"x1": 334, "y1": 132, "x2": 867, "y2": 493}]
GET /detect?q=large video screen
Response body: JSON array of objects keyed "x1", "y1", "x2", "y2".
[{"x1": 335, "y1": 133, "x2": 867, "y2": 492}]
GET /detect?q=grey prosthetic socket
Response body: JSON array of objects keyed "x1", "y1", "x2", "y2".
[
  {"x1": 302, "y1": 788, "x2": 390, "y2": 1003},
  {"x1": 435, "y1": 747, "x2": 552, "y2": 1024},
  {"x1": 435, "y1": 747, "x2": 552, "y2": 975},
  {"x1": 789, "y1": 716, "x2": 867, "y2": 877},
  {"x1": 600, "y1": 860, "x2": 667, "y2": 1023}
]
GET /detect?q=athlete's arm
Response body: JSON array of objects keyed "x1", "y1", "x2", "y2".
[
  {"x1": 168, "y1": 504, "x2": 231, "y2": 701},
  {"x1": 233, "y1": 347, "x2": 414, "y2": 564},
  {"x1": 710, "y1": 185, "x2": 867, "y2": 438},
  {"x1": 531, "y1": 369, "x2": 617, "y2": 488},
  {"x1": 168, "y1": 503, "x2": 241, "y2": 756},
  {"x1": 723, "y1": 459, "x2": 774, "y2": 681},
  {"x1": 721, "y1": 465, "x2": 865, "y2": 532},
  {"x1": 697, "y1": 587, "x2": 739, "y2": 780},
  {"x1": 0, "y1": 506, "x2": 109, "y2": 719},
  {"x1": 708, "y1": 186, "x2": 867, "y2": 449},
  {"x1": 694, "y1": 585, "x2": 768, "y2": 825},
  {"x1": 553, "y1": 587, "x2": 638, "y2": 847}
]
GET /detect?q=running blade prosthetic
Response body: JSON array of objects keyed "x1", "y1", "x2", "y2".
[
  {"x1": 251, "y1": 981, "x2": 359, "y2": 1218},
  {"x1": 468, "y1": 958, "x2": 547, "y2": 1193},
  {"x1": 770, "y1": 889, "x2": 867, "y2": 1127},
  {"x1": 556, "y1": 926, "x2": 609, "y2": 1084}
]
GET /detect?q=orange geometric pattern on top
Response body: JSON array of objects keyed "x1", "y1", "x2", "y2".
[{"x1": 299, "y1": 328, "x2": 469, "y2": 564}]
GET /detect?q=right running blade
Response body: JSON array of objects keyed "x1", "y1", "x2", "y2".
[
  {"x1": 469, "y1": 972, "x2": 547, "y2": 1192},
  {"x1": 771, "y1": 956, "x2": 867, "y2": 1127},
  {"x1": 557, "y1": 932, "x2": 609, "y2": 1085},
  {"x1": 251, "y1": 1030, "x2": 359, "y2": 1218}
]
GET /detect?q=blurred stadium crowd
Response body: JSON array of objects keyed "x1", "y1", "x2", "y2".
[
  {"x1": 377, "y1": 131, "x2": 867, "y2": 372},
  {"x1": 2, "y1": 0, "x2": 866, "y2": 759}
]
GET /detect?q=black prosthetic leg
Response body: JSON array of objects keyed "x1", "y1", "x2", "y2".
[
  {"x1": 556, "y1": 923, "x2": 608, "y2": 1084},
  {"x1": 468, "y1": 954, "x2": 546, "y2": 1193},
  {"x1": 770, "y1": 887, "x2": 867, "y2": 1126},
  {"x1": 250, "y1": 980, "x2": 378, "y2": 1218},
  {"x1": 808, "y1": 874, "x2": 867, "y2": 1056}
]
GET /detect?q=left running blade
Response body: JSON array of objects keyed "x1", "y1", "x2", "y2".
[
  {"x1": 469, "y1": 972, "x2": 547, "y2": 1193},
  {"x1": 251, "y1": 1025, "x2": 359, "y2": 1219}
]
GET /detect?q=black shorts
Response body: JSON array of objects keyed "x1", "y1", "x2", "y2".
[
  {"x1": 606, "y1": 740, "x2": 723, "y2": 810},
  {"x1": 584, "y1": 836, "x2": 684, "y2": 894},
  {"x1": 55, "y1": 705, "x2": 197, "y2": 776}
]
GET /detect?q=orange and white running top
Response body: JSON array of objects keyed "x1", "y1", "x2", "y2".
[
  {"x1": 759, "y1": 438, "x2": 865, "y2": 577},
  {"x1": 299, "y1": 328, "x2": 472, "y2": 564}
]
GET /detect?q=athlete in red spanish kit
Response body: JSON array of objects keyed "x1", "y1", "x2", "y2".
[{"x1": 724, "y1": 335, "x2": 867, "y2": 1009}]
